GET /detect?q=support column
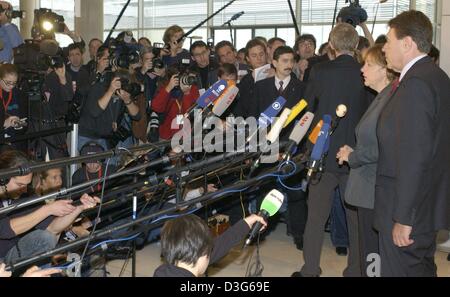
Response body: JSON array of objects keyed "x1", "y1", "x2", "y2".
[
  {"x1": 74, "y1": 0, "x2": 104, "y2": 61},
  {"x1": 440, "y1": 0, "x2": 450, "y2": 75},
  {"x1": 19, "y1": 0, "x2": 39, "y2": 39}
]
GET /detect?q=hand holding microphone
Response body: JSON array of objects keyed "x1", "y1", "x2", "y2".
[{"x1": 245, "y1": 189, "x2": 284, "y2": 247}]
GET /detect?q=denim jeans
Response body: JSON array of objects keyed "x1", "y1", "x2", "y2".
[
  {"x1": 330, "y1": 188, "x2": 349, "y2": 248},
  {"x1": 4, "y1": 230, "x2": 58, "y2": 264}
]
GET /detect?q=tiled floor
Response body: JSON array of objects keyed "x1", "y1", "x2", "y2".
[{"x1": 105, "y1": 225, "x2": 450, "y2": 277}]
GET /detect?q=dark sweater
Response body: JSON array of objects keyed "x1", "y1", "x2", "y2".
[{"x1": 153, "y1": 219, "x2": 250, "y2": 277}]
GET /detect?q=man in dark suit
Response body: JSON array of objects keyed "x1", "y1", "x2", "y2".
[
  {"x1": 292, "y1": 23, "x2": 370, "y2": 277},
  {"x1": 376, "y1": 10, "x2": 450, "y2": 277},
  {"x1": 253, "y1": 46, "x2": 307, "y2": 250}
]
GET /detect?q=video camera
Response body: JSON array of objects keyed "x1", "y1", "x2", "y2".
[
  {"x1": 337, "y1": 0, "x2": 368, "y2": 27},
  {"x1": 31, "y1": 8, "x2": 65, "y2": 40},
  {"x1": 0, "y1": 5, "x2": 25, "y2": 19}
]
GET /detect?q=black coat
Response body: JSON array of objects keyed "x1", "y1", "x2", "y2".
[
  {"x1": 304, "y1": 54, "x2": 370, "y2": 174},
  {"x1": 374, "y1": 56, "x2": 450, "y2": 235}
]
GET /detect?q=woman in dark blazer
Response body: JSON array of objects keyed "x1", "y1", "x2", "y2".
[{"x1": 336, "y1": 44, "x2": 397, "y2": 277}]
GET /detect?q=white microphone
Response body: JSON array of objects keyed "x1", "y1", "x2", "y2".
[{"x1": 266, "y1": 108, "x2": 291, "y2": 144}]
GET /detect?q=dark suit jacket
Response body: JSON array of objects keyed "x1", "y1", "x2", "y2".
[
  {"x1": 253, "y1": 75, "x2": 306, "y2": 119},
  {"x1": 304, "y1": 54, "x2": 370, "y2": 174},
  {"x1": 345, "y1": 85, "x2": 392, "y2": 209},
  {"x1": 375, "y1": 56, "x2": 450, "y2": 235}
]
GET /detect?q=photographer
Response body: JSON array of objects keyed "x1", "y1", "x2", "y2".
[
  {"x1": 34, "y1": 62, "x2": 74, "y2": 160},
  {"x1": 86, "y1": 38, "x2": 103, "y2": 73},
  {"x1": 0, "y1": 64, "x2": 28, "y2": 152},
  {"x1": 161, "y1": 25, "x2": 191, "y2": 67},
  {"x1": 0, "y1": 150, "x2": 100, "y2": 265},
  {"x1": 0, "y1": 1, "x2": 23, "y2": 63},
  {"x1": 151, "y1": 65, "x2": 199, "y2": 140},
  {"x1": 78, "y1": 68, "x2": 140, "y2": 151},
  {"x1": 134, "y1": 46, "x2": 165, "y2": 143},
  {"x1": 89, "y1": 45, "x2": 110, "y2": 85}
]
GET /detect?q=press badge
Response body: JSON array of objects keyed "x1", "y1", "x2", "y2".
[{"x1": 176, "y1": 114, "x2": 184, "y2": 125}]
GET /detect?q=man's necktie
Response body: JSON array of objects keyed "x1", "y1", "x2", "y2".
[
  {"x1": 390, "y1": 77, "x2": 400, "y2": 95},
  {"x1": 278, "y1": 81, "x2": 284, "y2": 95}
]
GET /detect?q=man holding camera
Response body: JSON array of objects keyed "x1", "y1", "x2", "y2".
[
  {"x1": 78, "y1": 69, "x2": 140, "y2": 152},
  {"x1": 0, "y1": 1, "x2": 23, "y2": 64}
]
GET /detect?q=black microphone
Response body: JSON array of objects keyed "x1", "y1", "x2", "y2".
[{"x1": 222, "y1": 11, "x2": 245, "y2": 26}]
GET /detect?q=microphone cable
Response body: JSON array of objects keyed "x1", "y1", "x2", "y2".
[{"x1": 245, "y1": 233, "x2": 264, "y2": 277}]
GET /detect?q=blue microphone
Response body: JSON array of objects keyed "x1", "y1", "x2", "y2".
[
  {"x1": 184, "y1": 80, "x2": 228, "y2": 117},
  {"x1": 303, "y1": 114, "x2": 332, "y2": 191},
  {"x1": 246, "y1": 96, "x2": 287, "y2": 145},
  {"x1": 258, "y1": 96, "x2": 287, "y2": 129}
]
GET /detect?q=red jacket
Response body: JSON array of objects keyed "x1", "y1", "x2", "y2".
[{"x1": 152, "y1": 85, "x2": 199, "y2": 140}]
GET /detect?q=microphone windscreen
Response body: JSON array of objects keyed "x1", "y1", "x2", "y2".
[
  {"x1": 259, "y1": 96, "x2": 287, "y2": 128},
  {"x1": 336, "y1": 104, "x2": 348, "y2": 118},
  {"x1": 260, "y1": 189, "x2": 285, "y2": 217},
  {"x1": 283, "y1": 99, "x2": 308, "y2": 128},
  {"x1": 40, "y1": 39, "x2": 60, "y2": 56},
  {"x1": 266, "y1": 108, "x2": 291, "y2": 143},
  {"x1": 196, "y1": 80, "x2": 228, "y2": 108},
  {"x1": 212, "y1": 85, "x2": 239, "y2": 117},
  {"x1": 289, "y1": 112, "x2": 315, "y2": 144}
]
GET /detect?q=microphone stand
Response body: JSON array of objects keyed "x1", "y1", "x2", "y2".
[
  {"x1": 287, "y1": 0, "x2": 300, "y2": 37},
  {"x1": 6, "y1": 156, "x2": 306, "y2": 272},
  {"x1": 177, "y1": 0, "x2": 237, "y2": 44},
  {"x1": 104, "y1": 0, "x2": 132, "y2": 44},
  {"x1": 332, "y1": 0, "x2": 340, "y2": 29}
]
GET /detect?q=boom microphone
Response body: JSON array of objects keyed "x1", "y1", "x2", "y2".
[
  {"x1": 245, "y1": 189, "x2": 284, "y2": 246},
  {"x1": 283, "y1": 99, "x2": 308, "y2": 128}
]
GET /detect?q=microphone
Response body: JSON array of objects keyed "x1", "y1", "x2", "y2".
[
  {"x1": 184, "y1": 80, "x2": 228, "y2": 118},
  {"x1": 258, "y1": 96, "x2": 287, "y2": 129},
  {"x1": 308, "y1": 120, "x2": 323, "y2": 144},
  {"x1": 222, "y1": 11, "x2": 245, "y2": 26},
  {"x1": 211, "y1": 84, "x2": 239, "y2": 117},
  {"x1": 246, "y1": 96, "x2": 287, "y2": 144},
  {"x1": 283, "y1": 99, "x2": 308, "y2": 128},
  {"x1": 330, "y1": 104, "x2": 348, "y2": 135},
  {"x1": 266, "y1": 108, "x2": 291, "y2": 144},
  {"x1": 247, "y1": 108, "x2": 291, "y2": 177},
  {"x1": 283, "y1": 112, "x2": 315, "y2": 161},
  {"x1": 202, "y1": 85, "x2": 239, "y2": 129},
  {"x1": 303, "y1": 115, "x2": 332, "y2": 190},
  {"x1": 245, "y1": 189, "x2": 284, "y2": 246}
]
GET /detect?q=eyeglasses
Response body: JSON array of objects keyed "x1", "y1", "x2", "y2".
[
  {"x1": 299, "y1": 41, "x2": 315, "y2": 48},
  {"x1": 1, "y1": 79, "x2": 17, "y2": 87}
]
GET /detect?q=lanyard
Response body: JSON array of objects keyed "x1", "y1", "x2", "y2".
[
  {"x1": 85, "y1": 166, "x2": 103, "y2": 192},
  {"x1": 174, "y1": 99, "x2": 182, "y2": 113},
  {"x1": 0, "y1": 90, "x2": 13, "y2": 112}
]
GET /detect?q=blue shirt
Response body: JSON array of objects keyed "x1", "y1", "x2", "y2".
[{"x1": 0, "y1": 23, "x2": 24, "y2": 63}]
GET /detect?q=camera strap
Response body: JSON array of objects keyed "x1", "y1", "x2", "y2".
[{"x1": 0, "y1": 90, "x2": 13, "y2": 112}]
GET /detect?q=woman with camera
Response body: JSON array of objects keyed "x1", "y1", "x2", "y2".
[
  {"x1": 161, "y1": 25, "x2": 192, "y2": 67},
  {"x1": 0, "y1": 64, "x2": 28, "y2": 152},
  {"x1": 151, "y1": 66, "x2": 199, "y2": 140}
]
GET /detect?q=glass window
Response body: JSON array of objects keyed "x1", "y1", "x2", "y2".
[
  {"x1": 213, "y1": 0, "x2": 296, "y2": 26},
  {"x1": 254, "y1": 28, "x2": 276, "y2": 41},
  {"x1": 235, "y1": 29, "x2": 252, "y2": 51},
  {"x1": 104, "y1": 0, "x2": 138, "y2": 31},
  {"x1": 143, "y1": 0, "x2": 207, "y2": 29},
  {"x1": 276, "y1": 28, "x2": 296, "y2": 48}
]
